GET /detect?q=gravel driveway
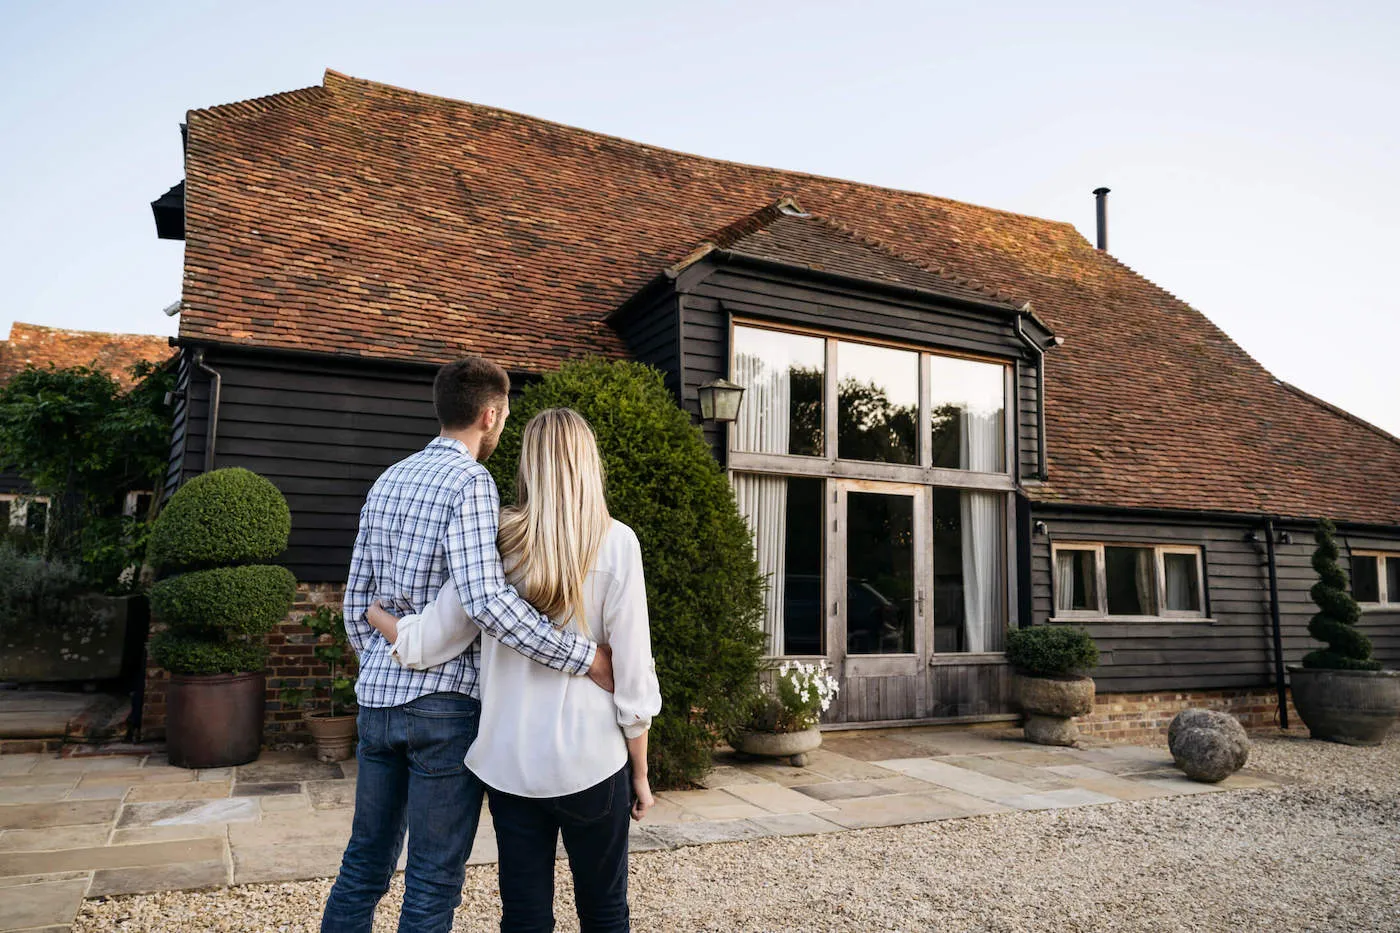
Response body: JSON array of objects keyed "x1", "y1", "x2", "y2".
[{"x1": 77, "y1": 731, "x2": 1400, "y2": 932}]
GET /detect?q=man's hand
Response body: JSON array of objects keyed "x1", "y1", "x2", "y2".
[{"x1": 587, "y1": 643, "x2": 615, "y2": 693}]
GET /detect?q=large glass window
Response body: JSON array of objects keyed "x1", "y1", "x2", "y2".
[
  {"x1": 1352, "y1": 555, "x2": 1381, "y2": 604},
  {"x1": 846, "y1": 491, "x2": 916, "y2": 654},
  {"x1": 733, "y1": 326, "x2": 825, "y2": 457},
  {"x1": 933, "y1": 488, "x2": 1006, "y2": 653},
  {"x1": 1054, "y1": 548, "x2": 1098, "y2": 613},
  {"x1": 929, "y1": 356, "x2": 1007, "y2": 472},
  {"x1": 1351, "y1": 552, "x2": 1400, "y2": 606},
  {"x1": 1052, "y1": 543, "x2": 1206, "y2": 620},
  {"x1": 733, "y1": 474, "x2": 825, "y2": 656},
  {"x1": 837, "y1": 341, "x2": 919, "y2": 465}
]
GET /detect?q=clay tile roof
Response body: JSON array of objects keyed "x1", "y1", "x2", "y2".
[
  {"x1": 0, "y1": 323, "x2": 173, "y2": 390},
  {"x1": 176, "y1": 69, "x2": 1400, "y2": 527}
]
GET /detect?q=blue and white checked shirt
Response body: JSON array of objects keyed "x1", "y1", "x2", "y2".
[{"x1": 343, "y1": 436, "x2": 597, "y2": 708}]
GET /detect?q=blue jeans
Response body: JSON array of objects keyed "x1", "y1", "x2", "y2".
[
  {"x1": 488, "y1": 765, "x2": 632, "y2": 933},
  {"x1": 322, "y1": 692, "x2": 483, "y2": 933}
]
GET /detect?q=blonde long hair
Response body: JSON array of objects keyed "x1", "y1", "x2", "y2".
[{"x1": 498, "y1": 408, "x2": 611, "y2": 637}]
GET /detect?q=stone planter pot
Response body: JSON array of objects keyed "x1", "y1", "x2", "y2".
[
  {"x1": 306, "y1": 711, "x2": 358, "y2": 762},
  {"x1": 166, "y1": 671, "x2": 265, "y2": 769},
  {"x1": 0, "y1": 594, "x2": 144, "y2": 683},
  {"x1": 1015, "y1": 673, "x2": 1095, "y2": 746},
  {"x1": 1288, "y1": 665, "x2": 1400, "y2": 747},
  {"x1": 734, "y1": 726, "x2": 822, "y2": 767}
]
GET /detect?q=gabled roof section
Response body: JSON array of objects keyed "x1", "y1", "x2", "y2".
[
  {"x1": 699, "y1": 199, "x2": 1023, "y2": 310},
  {"x1": 173, "y1": 69, "x2": 1400, "y2": 526},
  {"x1": 0, "y1": 323, "x2": 173, "y2": 389}
]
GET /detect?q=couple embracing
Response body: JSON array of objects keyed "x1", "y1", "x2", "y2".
[{"x1": 321, "y1": 357, "x2": 662, "y2": 933}]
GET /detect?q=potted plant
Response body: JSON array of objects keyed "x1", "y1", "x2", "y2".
[
  {"x1": 1007, "y1": 625, "x2": 1100, "y2": 746},
  {"x1": 1288, "y1": 519, "x2": 1400, "y2": 746},
  {"x1": 734, "y1": 661, "x2": 840, "y2": 767},
  {"x1": 280, "y1": 603, "x2": 358, "y2": 762},
  {"x1": 148, "y1": 468, "x2": 296, "y2": 768}
]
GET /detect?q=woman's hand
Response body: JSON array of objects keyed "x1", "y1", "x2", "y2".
[
  {"x1": 366, "y1": 600, "x2": 401, "y2": 643},
  {"x1": 630, "y1": 771, "x2": 654, "y2": 821}
]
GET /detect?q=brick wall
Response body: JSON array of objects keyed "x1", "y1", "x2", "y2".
[
  {"x1": 140, "y1": 583, "x2": 348, "y2": 743},
  {"x1": 1078, "y1": 688, "x2": 1301, "y2": 742}
]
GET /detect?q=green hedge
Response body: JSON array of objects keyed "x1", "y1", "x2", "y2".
[
  {"x1": 148, "y1": 468, "x2": 291, "y2": 573},
  {"x1": 490, "y1": 360, "x2": 766, "y2": 788},
  {"x1": 150, "y1": 630, "x2": 269, "y2": 676},
  {"x1": 0, "y1": 543, "x2": 87, "y2": 629},
  {"x1": 151, "y1": 565, "x2": 297, "y2": 637},
  {"x1": 1006, "y1": 625, "x2": 1099, "y2": 677}
]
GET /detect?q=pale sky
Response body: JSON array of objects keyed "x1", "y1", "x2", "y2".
[{"x1": 2, "y1": 0, "x2": 1397, "y2": 435}]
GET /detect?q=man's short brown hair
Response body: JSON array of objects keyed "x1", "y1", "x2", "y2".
[{"x1": 434, "y1": 357, "x2": 510, "y2": 430}]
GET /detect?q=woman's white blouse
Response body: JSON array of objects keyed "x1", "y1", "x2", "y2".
[{"x1": 389, "y1": 520, "x2": 662, "y2": 798}]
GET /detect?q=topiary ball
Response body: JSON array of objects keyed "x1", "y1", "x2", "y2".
[
  {"x1": 148, "y1": 468, "x2": 291, "y2": 573},
  {"x1": 1007, "y1": 625, "x2": 1100, "y2": 677},
  {"x1": 151, "y1": 564, "x2": 297, "y2": 636},
  {"x1": 150, "y1": 630, "x2": 269, "y2": 676}
]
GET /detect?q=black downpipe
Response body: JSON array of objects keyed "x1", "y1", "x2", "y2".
[
  {"x1": 193, "y1": 349, "x2": 222, "y2": 473},
  {"x1": 1263, "y1": 517, "x2": 1290, "y2": 729}
]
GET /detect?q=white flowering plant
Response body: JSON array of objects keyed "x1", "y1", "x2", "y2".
[{"x1": 751, "y1": 661, "x2": 840, "y2": 733}]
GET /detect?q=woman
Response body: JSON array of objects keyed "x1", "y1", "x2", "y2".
[{"x1": 365, "y1": 407, "x2": 661, "y2": 932}]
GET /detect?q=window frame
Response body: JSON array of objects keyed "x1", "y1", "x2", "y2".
[
  {"x1": 0, "y1": 494, "x2": 50, "y2": 533},
  {"x1": 1050, "y1": 542, "x2": 1210, "y2": 623},
  {"x1": 727, "y1": 319, "x2": 1019, "y2": 661},
  {"x1": 1351, "y1": 550, "x2": 1399, "y2": 608}
]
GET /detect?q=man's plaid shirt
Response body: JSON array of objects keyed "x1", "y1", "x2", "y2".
[{"x1": 343, "y1": 436, "x2": 597, "y2": 708}]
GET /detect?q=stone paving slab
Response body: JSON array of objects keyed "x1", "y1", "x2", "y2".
[{"x1": 0, "y1": 724, "x2": 1285, "y2": 931}]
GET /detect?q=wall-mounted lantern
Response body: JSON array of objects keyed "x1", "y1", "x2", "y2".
[{"x1": 697, "y1": 378, "x2": 746, "y2": 423}]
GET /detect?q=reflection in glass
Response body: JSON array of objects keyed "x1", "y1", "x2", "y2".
[
  {"x1": 1352, "y1": 555, "x2": 1380, "y2": 603},
  {"x1": 1105, "y1": 546, "x2": 1158, "y2": 616},
  {"x1": 733, "y1": 327, "x2": 824, "y2": 456},
  {"x1": 930, "y1": 355, "x2": 1006, "y2": 472},
  {"x1": 733, "y1": 475, "x2": 824, "y2": 656},
  {"x1": 1163, "y1": 552, "x2": 1202, "y2": 612},
  {"x1": 933, "y1": 489, "x2": 1006, "y2": 653},
  {"x1": 846, "y1": 492, "x2": 915, "y2": 654},
  {"x1": 837, "y1": 342, "x2": 918, "y2": 464},
  {"x1": 1054, "y1": 549, "x2": 1098, "y2": 613},
  {"x1": 1387, "y1": 559, "x2": 1399, "y2": 605}
]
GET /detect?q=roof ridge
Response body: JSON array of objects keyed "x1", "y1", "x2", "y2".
[
  {"x1": 319, "y1": 70, "x2": 1083, "y2": 234},
  {"x1": 189, "y1": 83, "x2": 326, "y2": 122},
  {"x1": 7, "y1": 322, "x2": 170, "y2": 342},
  {"x1": 1279, "y1": 381, "x2": 1400, "y2": 452},
  {"x1": 802, "y1": 211, "x2": 1015, "y2": 304}
]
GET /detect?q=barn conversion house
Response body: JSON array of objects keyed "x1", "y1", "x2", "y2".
[{"x1": 146, "y1": 70, "x2": 1400, "y2": 739}]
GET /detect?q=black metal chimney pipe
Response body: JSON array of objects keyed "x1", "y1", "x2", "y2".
[{"x1": 1093, "y1": 187, "x2": 1110, "y2": 250}]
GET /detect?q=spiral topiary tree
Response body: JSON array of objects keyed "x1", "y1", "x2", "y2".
[
  {"x1": 1302, "y1": 519, "x2": 1380, "y2": 671},
  {"x1": 489, "y1": 359, "x2": 767, "y2": 788},
  {"x1": 148, "y1": 468, "x2": 296, "y2": 675}
]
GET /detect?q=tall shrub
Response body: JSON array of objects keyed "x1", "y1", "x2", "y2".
[
  {"x1": 148, "y1": 468, "x2": 296, "y2": 675},
  {"x1": 1302, "y1": 519, "x2": 1379, "y2": 671},
  {"x1": 491, "y1": 360, "x2": 766, "y2": 787}
]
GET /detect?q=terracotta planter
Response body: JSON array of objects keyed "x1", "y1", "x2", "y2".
[
  {"x1": 306, "y1": 711, "x2": 358, "y2": 762},
  {"x1": 1288, "y1": 666, "x2": 1400, "y2": 746},
  {"x1": 1015, "y1": 673, "x2": 1095, "y2": 746},
  {"x1": 735, "y1": 726, "x2": 822, "y2": 766},
  {"x1": 166, "y1": 672, "x2": 265, "y2": 769}
]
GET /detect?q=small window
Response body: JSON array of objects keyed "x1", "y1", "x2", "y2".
[
  {"x1": 1352, "y1": 552, "x2": 1399, "y2": 607},
  {"x1": 1051, "y1": 543, "x2": 1207, "y2": 621}
]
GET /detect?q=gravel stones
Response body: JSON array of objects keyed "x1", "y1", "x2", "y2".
[{"x1": 1169, "y1": 709, "x2": 1249, "y2": 782}]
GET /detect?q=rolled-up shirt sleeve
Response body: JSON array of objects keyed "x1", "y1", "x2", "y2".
[
  {"x1": 445, "y1": 471, "x2": 597, "y2": 675},
  {"x1": 603, "y1": 528, "x2": 662, "y2": 738},
  {"x1": 389, "y1": 579, "x2": 481, "y2": 670}
]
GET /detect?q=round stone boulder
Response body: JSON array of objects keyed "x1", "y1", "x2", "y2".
[{"x1": 1168, "y1": 708, "x2": 1249, "y2": 783}]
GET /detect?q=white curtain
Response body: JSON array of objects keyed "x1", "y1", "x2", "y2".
[
  {"x1": 734, "y1": 352, "x2": 789, "y2": 455},
  {"x1": 959, "y1": 412, "x2": 1005, "y2": 652},
  {"x1": 1164, "y1": 555, "x2": 1195, "y2": 611},
  {"x1": 1055, "y1": 551, "x2": 1077, "y2": 613},
  {"x1": 735, "y1": 475, "x2": 787, "y2": 655},
  {"x1": 733, "y1": 350, "x2": 792, "y2": 655}
]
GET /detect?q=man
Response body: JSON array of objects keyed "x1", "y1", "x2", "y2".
[{"x1": 321, "y1": 357, "x2": 614, "y2": 933}]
